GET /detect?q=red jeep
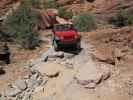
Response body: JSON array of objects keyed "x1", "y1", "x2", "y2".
[{"x1": 52, "y1": 24, "x2": 81, "y2": 51}]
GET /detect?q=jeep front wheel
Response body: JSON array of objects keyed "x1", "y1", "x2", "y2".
[{"x1": 76, "y1": 42, "x2": 81, "y2": 50}]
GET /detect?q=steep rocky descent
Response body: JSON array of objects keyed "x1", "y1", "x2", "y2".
[
  {"x1": 0, "y1": 39, "x2": 112, "y2": 100},
  {"x1": 29, "y1": 41, "x2": 129, "y2": 100},
  {"x1": 1, "y1": 27, "x2": 133, "y2": 100},
  {"x1": 29, "y1": 42, "x2": 111, "y2": 100}
]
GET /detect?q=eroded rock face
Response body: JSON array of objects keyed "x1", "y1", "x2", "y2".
[{"x1": 75, "y1": 61, "x2": 111, "y2": 89}]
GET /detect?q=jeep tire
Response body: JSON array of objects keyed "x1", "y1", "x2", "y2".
[{"x1": 76, "y1": 42, "x2": 81, "y2": 50}]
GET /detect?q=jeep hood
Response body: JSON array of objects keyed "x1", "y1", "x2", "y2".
[{"x1": 54, "y1": 30, "x2": 77, "y2": 37}]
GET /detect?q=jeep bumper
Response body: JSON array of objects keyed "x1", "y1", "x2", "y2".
[{"x1": 57, "y1": 37, "x2": 80, "y2": 47}]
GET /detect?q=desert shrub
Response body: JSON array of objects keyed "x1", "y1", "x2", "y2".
[
  {"x1": 4, "y1": 0, "x2": 40, "y2": 49},
  {"x1": 29, "y1": 0, "x2": 42, "y2": 8},
  {"x1": 73, "y1": 13, "x2": 97, "y2": 32},
  {"x1": 43, "y1": 0, "x2": 59, "y2": 9},
  {"x1": 110, "y1": 8, "x2": 133, "y2": 27},
  {"x1": 127, "y1": 15, "x2": 133, "y2": 26},
  {"x1": 58, "y1": 7, "x2": 73, "y2": 19},
  {"x1": 110, "y1": 9, "x2": 128, "y2": 27}
]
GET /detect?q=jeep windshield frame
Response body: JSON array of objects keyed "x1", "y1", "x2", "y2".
[{"x1": 53, "y1": 24, "x2": 74, "y2": 31}]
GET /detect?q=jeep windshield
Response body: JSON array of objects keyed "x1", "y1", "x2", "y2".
[{"x1": 54, "y1": 24, "x2": 74, "y2": 31}]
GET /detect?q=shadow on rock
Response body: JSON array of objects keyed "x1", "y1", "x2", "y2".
[{"x1": 0, "y1": 68, "x2": 5, "y2": 75}]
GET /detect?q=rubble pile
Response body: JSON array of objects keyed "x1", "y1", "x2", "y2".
[{"x1": 0, "y1": 69, "x2": 44, "y2": 100}]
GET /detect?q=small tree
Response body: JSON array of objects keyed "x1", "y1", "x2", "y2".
[
  {"x1": 73, "y1": 13, "x2": 97, "y2": 32},
  {"x1": 4, "y1": 0, "x2": 40, "y2": 49}
]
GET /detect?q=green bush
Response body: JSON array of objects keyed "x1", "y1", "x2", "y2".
[
  {"x1": 127, "y1": 15, "x2": 133, "y2": 26},
  {"x1": 73, "y1": 13, "x2": 97, "y2": 32},
  {"x1": 110, "y1": 9, "x2": 128, "y2": 27},
  {"x1": 43, "y1": 0, "x2": 59, "y2": 9},
  {"x1": 4, "y1": 0, "x2": 40, "y2": 49},
  {"x1": 110, "y1": 8, "x2": 133, "y2": 27},
  {"x1": 29, "y1": 0, "x2": 42, "y2": 8},
  {"x1": 58, "y1": 7, "x2": 73, "y2": 19}
]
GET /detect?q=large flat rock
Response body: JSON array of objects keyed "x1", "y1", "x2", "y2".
[{"x1": 33, "y1": 62, "x2": 64, "y2": 77}]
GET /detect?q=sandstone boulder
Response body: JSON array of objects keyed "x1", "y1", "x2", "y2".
[
  {"x1": 75, "y1": 61, "x2": 111, "y2": 89},
  {"x1": 92, "y1": 45, "x2": 115, "y2": 65}
]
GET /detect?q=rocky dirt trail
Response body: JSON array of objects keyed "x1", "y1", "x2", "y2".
[
  {"x1": 0, "y1": 30, "x2": 133, "y2": 100},
  {"x1": 0, "y1": 33, "x2": 108, "y2": 100},
  {"x1": 1, "y1": 0, "x2": 133, "y2": 100}
]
